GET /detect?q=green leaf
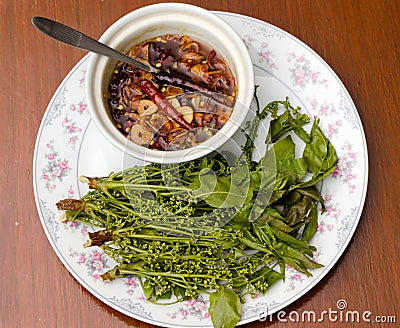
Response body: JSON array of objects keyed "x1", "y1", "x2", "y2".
[
  {"x1": 293, "y1": 125, "x2": 311, "y2": 143},
  {"x1": 173, "y1": 286, "x2": 187, "y2": 299},
  {"x1": 190, "y1": 168, "x2": 227, "y2": 206},
  {"x1": 249, "y1": 266, "x2": 284, "y2": 287},
  {"x1": 142, "y1": 279, "x2": 155, "y2": 299},
  {"x1": 268, "y1": 110, "x2": 290, "y2": 142},
  {"x1": 269, "y1": 226, "x2": 314, "y2": 257},
  {"x1": 293, "y1": 165, "x2": 337, "y2": 189},
  {"x1": 255, "y1": 207, "x2": 293, "y2": 233},
  {"x1": 249, "y1": 171, "x2": 261, "y2": 191},
  {"x1": 279, "y1": 158, "x2": 308, "y2": 184},
  {"x1": 274, "y1": 243, "x2": 323, "y2": 277},
  {"x1": 296, "y1": 186, "x2": 324, "y2": 203},
  {"x1": 267, "y1": 107, "x2": 310, "y2": 143},
  {"x1": 209, "y1": 286, "x2": 241, "y2": 328},
  {"x1": 155, "y1": 289, "x2": 172, "y2": 300},
  {"x1": 251, "y1": 186, "x2": 275, "y2": 222},
  {"x1": 191, "y1": 164, "x2": 252, "y2": 209},
  {"x1": 268, "y1": 189, "x2": 287, "y2": 205},
  {"x1": 258, "y1": 135, "x2": 277, "y2": 170},
  {"x1": 232, "y1": 202, "x2": 253, "y2": 228},
  {"x1": 268, "y1": 135, "x2": 308, "y2": 184},
  {"x1": 302, "y1": 204, "x2": 318, "y2": 242},
  {"x1": 303, "y1": 119, "x2": 337, "y2": 174},
  {"x1": 249, "y1": 162, "x2": 278, "y2": 221},
  {"x1": 296, "y1": 186, "x2": 325, "y2": 211},
  {"x1": 283, "y1": 196, "x2": 313, "y2": 225},
  {"x1": 274, "y1": 135, "x2": 296, "y2": 161}
]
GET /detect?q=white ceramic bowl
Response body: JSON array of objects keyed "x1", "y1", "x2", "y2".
[{"x1": 86, "y1": 3, "x2": 254, "y2": 163}]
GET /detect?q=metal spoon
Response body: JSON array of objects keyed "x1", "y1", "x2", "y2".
[{"x1": 31, "y1": 16, "x2": 159, "y2": 74}]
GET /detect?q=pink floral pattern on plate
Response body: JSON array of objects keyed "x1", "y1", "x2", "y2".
[
  {"x1": 41, "y1": 141, "x2": 71, "y2": 191},
  {"x1": 288, "y1": 52, "x2": 328, "y2": 88},
  {"x1": 69, "y1": 249, "x2": 111, "y2": 280},
  {"x1": 332, "y1": 142, "x2": 358, "y2": 192},
  {"x1": 243, "y1": 34, "x2": 277, "y2": 69},
  {"x1": 61, "y1": 115, "x2": 83, "y2": 147},
  {"x1": 168, "y1": 298, "x2": 211, "y2": 321},
  {"x1": 33, "y1": 13, "x2": 368, "y2": 328},
  {"x1": 70, "y1": 101, "x2": 88, "y2": 114}
]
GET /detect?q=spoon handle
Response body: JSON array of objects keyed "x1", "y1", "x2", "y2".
[{"x1": 32, "y1": 16, "x2": 158, "y2": 73}]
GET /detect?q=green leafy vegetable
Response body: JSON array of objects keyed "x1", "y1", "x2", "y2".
[
  {"x1": 302, "y1": 204, "x2": 319, "y2": 242},
  {"x1": 209, "y1": 286, "x2": 241, "y2": 328},
  {"x1": 303, "y1": 119, "x2": 337, "y2": 174},
  {"x1": 273, "y1": 135, "x2": 308, "y2": 184},
  {"x1": 56, "y1": 90, "x2": 337, "y2": 328},
  {"x1": 190, "y1": 161, "x2": 251, "y2": 209}
]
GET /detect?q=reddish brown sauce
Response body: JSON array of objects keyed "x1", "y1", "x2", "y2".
[{"x1": 107, "y1": 34, "x2": 237, "y2": 150}]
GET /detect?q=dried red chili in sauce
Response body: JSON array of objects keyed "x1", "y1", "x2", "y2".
[{"x1": 107, "y1": 34, "x2": 236, "y2": 150}]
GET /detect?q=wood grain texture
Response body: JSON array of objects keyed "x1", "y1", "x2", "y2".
[{"x1": 1, "y1": 0, "x2": 399, "y2": 327}]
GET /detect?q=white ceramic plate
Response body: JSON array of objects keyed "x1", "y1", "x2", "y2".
[{"x1": 33, "y1": 12, "x2": 368, "y2": 327}]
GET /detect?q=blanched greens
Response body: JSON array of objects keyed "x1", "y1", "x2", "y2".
[{"x1": 57, "y1": 92, "x2": 337, "y2": 328}]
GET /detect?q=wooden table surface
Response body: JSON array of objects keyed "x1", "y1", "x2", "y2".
[{"x1": 1, "y1": 0, "x2": 399, "y2": 327}]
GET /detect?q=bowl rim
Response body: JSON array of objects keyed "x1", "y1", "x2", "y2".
[{"x1": 86, "y1": 2, "x2": 254, "y2": 163}]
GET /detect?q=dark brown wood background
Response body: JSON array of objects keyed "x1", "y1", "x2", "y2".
[{"x1": 1, "y1": 0, "x2": 399, "y2": 327}]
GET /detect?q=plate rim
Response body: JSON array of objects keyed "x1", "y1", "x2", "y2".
[{"x1": 32, "y1": 11, "x2": 369, "y2": 328}]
